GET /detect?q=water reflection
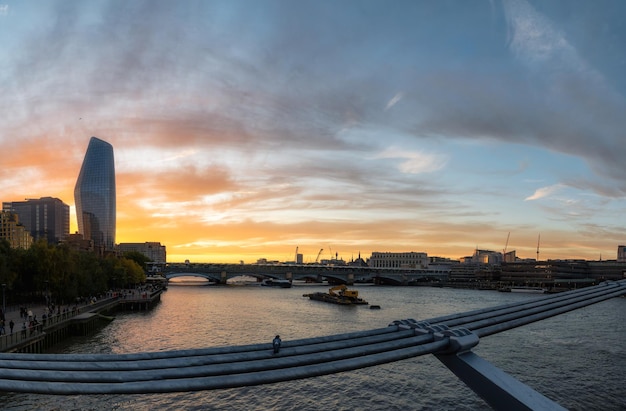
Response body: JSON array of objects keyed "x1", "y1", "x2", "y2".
[{"x1": 5, "y1": 285, "x2": 626, "y2": 410}]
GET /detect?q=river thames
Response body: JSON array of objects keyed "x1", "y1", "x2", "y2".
[{"x1": 2, "y1": 281, "x2": 625, "y2": 410}]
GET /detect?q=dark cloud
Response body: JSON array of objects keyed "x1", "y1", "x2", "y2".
[{"x1": 3, "y1": 0, "x2": 626, "y2": 262}]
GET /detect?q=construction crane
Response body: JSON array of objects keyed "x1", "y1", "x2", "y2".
[
  {"x1": 503, "y1": 232, "x2": 510, "y2": 262},
  {"x1": 315, "y1": 248, "x2": 323, "y2": 263},
  {"x1": 536, "y1": 234, "x2": 541, "y2": 261}
]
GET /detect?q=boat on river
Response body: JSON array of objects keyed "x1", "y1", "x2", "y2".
[
  {"x1": 303, "y1": 284, "x2": 369, "y2": 305},
  {"x1": 261, "y1": 279, "x2": 292, "y2": 288},
  {"x1": 499, "y1": 286, "x2": 547, "y2": 294}
]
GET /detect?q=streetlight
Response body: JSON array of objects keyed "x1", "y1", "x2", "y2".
[{"x1": 2, "y1": 284, "x2": 5, "y2": 316}]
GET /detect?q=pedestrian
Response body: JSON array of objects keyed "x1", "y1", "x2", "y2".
[
  {"x1": 21, "y1": 322, "x2": 26, "y2": 338},
  {"x1": 9, "y1": 319, "x2": 14, "y2": 334},
  {"x1": 272, "y1": 335, "x2": 282, "y2": 354}
]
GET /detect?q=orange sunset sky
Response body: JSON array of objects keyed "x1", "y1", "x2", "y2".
[{"x1": 2, "y1": 1, "x2": 626, "y2": 264}]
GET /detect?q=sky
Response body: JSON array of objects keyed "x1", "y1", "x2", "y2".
[{"x1": 1, "y1": 0, "x2": 625, "y2": 264}]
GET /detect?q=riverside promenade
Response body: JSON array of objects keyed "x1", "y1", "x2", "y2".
[{"x1": 0, "y1": 287, "x2": 164, "y2": 353}]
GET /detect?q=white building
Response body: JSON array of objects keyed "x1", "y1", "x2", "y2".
[
  {"x1": 368, "y1": 251, "x2": 429, "y2": 269},
  {"x1": 472, "y1": 249, "x2": 503, "y2": 265}
]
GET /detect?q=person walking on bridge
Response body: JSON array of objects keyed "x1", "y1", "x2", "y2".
[{"x1": 272, "y1": 335, "x2": 281, "y2": 354}]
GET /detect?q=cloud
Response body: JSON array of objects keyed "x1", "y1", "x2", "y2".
[
  {"x1": 384, "y1": 92, "x2": 403, "y2": 111},
  {"x1": 2, "y1": 1, "x2": 626, "y2": 263},
  {"x1": 162, "y1": 149, "x2": 198, "y2": 162},
  {"x1": 525, "y1": 184, "x2": 563, "y2": 201},
  {"x1": 375, "y1": 148, "x2": 447, "y2": 174}
]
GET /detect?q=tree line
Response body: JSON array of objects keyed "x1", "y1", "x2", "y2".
[{"x1": 0, "y1": 239, "x2": 148, "y2": 307}]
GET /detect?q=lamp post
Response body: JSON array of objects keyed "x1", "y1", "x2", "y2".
[{"x1": 2, "y1": 284, "x2": 5, "y2": 316}]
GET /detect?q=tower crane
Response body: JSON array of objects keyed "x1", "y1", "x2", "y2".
[
  {"x1": 315, "y1": 248, "x2": 323, "y2": 263},
  {"x1": 503, "y1": 232, "x2": 510, "y2": 261},
  {"x1": 536, "y1": 234, "x2": 541, "y2": 261}
]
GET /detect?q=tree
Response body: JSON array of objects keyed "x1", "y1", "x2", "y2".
[
  {"x1": 0, "y1": 240, "x2": 18, "y2": 305},
  {"x1": 122, "y1": 251, "x2": 151, "y2": 271},
  {"x1": 120, "y1": 258, "x2": 146, "y2": 287},
  {"x1": 2, "y1": 240, "x2": 151, "y2": 304}
]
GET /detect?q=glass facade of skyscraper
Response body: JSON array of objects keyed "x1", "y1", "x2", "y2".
[{"x1": 74, "y1": 137, "x2": 116, "y2": 250}]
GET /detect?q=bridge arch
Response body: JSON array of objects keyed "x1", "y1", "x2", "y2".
[{"x1": 165, "y1": 272, "x2": 223, "y2": 283}]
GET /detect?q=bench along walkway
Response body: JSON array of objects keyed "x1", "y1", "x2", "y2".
[{"x1": 0, "y1": 280, "x2": 624, "y2": 410}]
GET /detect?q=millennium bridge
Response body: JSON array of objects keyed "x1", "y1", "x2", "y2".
[
  {"x1": 0, "y1": 279, "x2": 624, "y2": 410},
  {"x1": 161, "y1": 262, "x2": 450, "y2": 285}
]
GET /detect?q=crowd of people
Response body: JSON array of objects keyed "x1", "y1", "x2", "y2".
[
  {"x1": 0, "y1": 298, "x2": 92, "y2": 339},
  {"x1": 0, "y1": 285, "x2": 165, "y2": 350}
]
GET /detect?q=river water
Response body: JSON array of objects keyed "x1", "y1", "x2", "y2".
[{"x1": 2, "y1": 281, "x2": 625, "y2": 410}]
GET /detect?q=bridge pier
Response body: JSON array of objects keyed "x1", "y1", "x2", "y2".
[{"x1": 220, "y1": 271, "x2": 227, "y2": 285}]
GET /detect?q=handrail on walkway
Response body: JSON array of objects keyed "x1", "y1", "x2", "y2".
[
  {"x1": 0, "y1": 296, "x2": 120, "y2": 352},
  {"x1": 0, "y1": 280, "x2": 624, "y2": 410}
]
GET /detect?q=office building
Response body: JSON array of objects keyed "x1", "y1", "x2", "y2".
[
  {"x1": 74, "y1": 136, "x2": 116, "y2": 251},
  {"x1": 118, "y1": 242, "x2": 167, "y2": 263},
  {"x1": 0, "y1": 211, "x2": 33, "y2": 249},
  {"x1": 2, "y1": 197, "x2": 69, "y2": 244}
]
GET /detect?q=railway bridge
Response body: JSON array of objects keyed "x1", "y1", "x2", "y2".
[
  {"x1": 0, "y1": 280, "x2": 624, "y2": 410},
  {"x1": 161, "y1": 262, "x2": 449, "y2": 285}
]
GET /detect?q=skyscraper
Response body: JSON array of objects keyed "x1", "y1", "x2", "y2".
[{"x1": 74, "y1": 137, "x2": 116, "y2": 250}]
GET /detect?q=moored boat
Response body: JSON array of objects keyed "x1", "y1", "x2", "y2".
[
  {"x1": 261, "y1": 279, "x2": 292, "y2": 288},
  {"x1": 303, "y1": 284, "x2": 368, "y2": 305},
  {"x1": 499, "y1": 286, "x2": 547, "y2": 294}
]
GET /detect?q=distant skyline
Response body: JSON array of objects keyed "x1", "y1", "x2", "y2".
[{"x1": 1, "y1": 1, "x2": 625, "y2": 263}]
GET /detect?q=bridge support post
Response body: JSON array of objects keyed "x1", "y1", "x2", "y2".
[
  {"x1": 347, "y1": 273, "x2": 354, "y2": 285},
  {"x1": 403, "y1": 320, "x2": 567, "y2": 411},
  {"x1": 220, "y1": 271, "x2": 227, "y2": 285},
  {"x1": 435, "y1": 351, "x2": 566, "y2": 411}
]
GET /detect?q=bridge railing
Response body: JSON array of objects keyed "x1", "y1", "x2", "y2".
[{"x1": 0, "y1": 280, "x2": 623, "y2": 410}]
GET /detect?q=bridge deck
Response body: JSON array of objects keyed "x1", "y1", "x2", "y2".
[{"x1": 0, "y1": 280, "x2": 624, "y2": 397}]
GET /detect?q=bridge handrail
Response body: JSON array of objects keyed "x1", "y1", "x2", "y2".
[
  {"x1": 427, "y1": 281, "x2": 626, "y2": 337},
  {"x1": 0, "y1": 296, "x2": 120, "y2": 352},
  {"x1": 427, "y1": 280, "x2": 621, "y2": 324},
  {"x1": 0, "y1": 279, "x2": 622, "y2": 399}
]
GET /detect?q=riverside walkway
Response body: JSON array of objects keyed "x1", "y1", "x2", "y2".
[
  {"x1": 0, "y1": 288, "x2": 162, "y2": 352},
  {"x1": 0, "y1": 301, "x2": 96, "y2": 353},
  {"x1": 0, "y1": 280, "x2": 624, "y2": 410}
]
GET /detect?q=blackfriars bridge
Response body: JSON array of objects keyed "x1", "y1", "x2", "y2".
[
  {"x1": 0, "y1": 279, "x2": 624, "y2": 410},
  {"x1": 161, "y1": 262, "x2": 450, "y2": 285}
]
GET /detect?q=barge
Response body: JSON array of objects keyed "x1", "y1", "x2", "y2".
[{"x1": 303, "y1": 285, "x2": 368, "y2": 305}]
